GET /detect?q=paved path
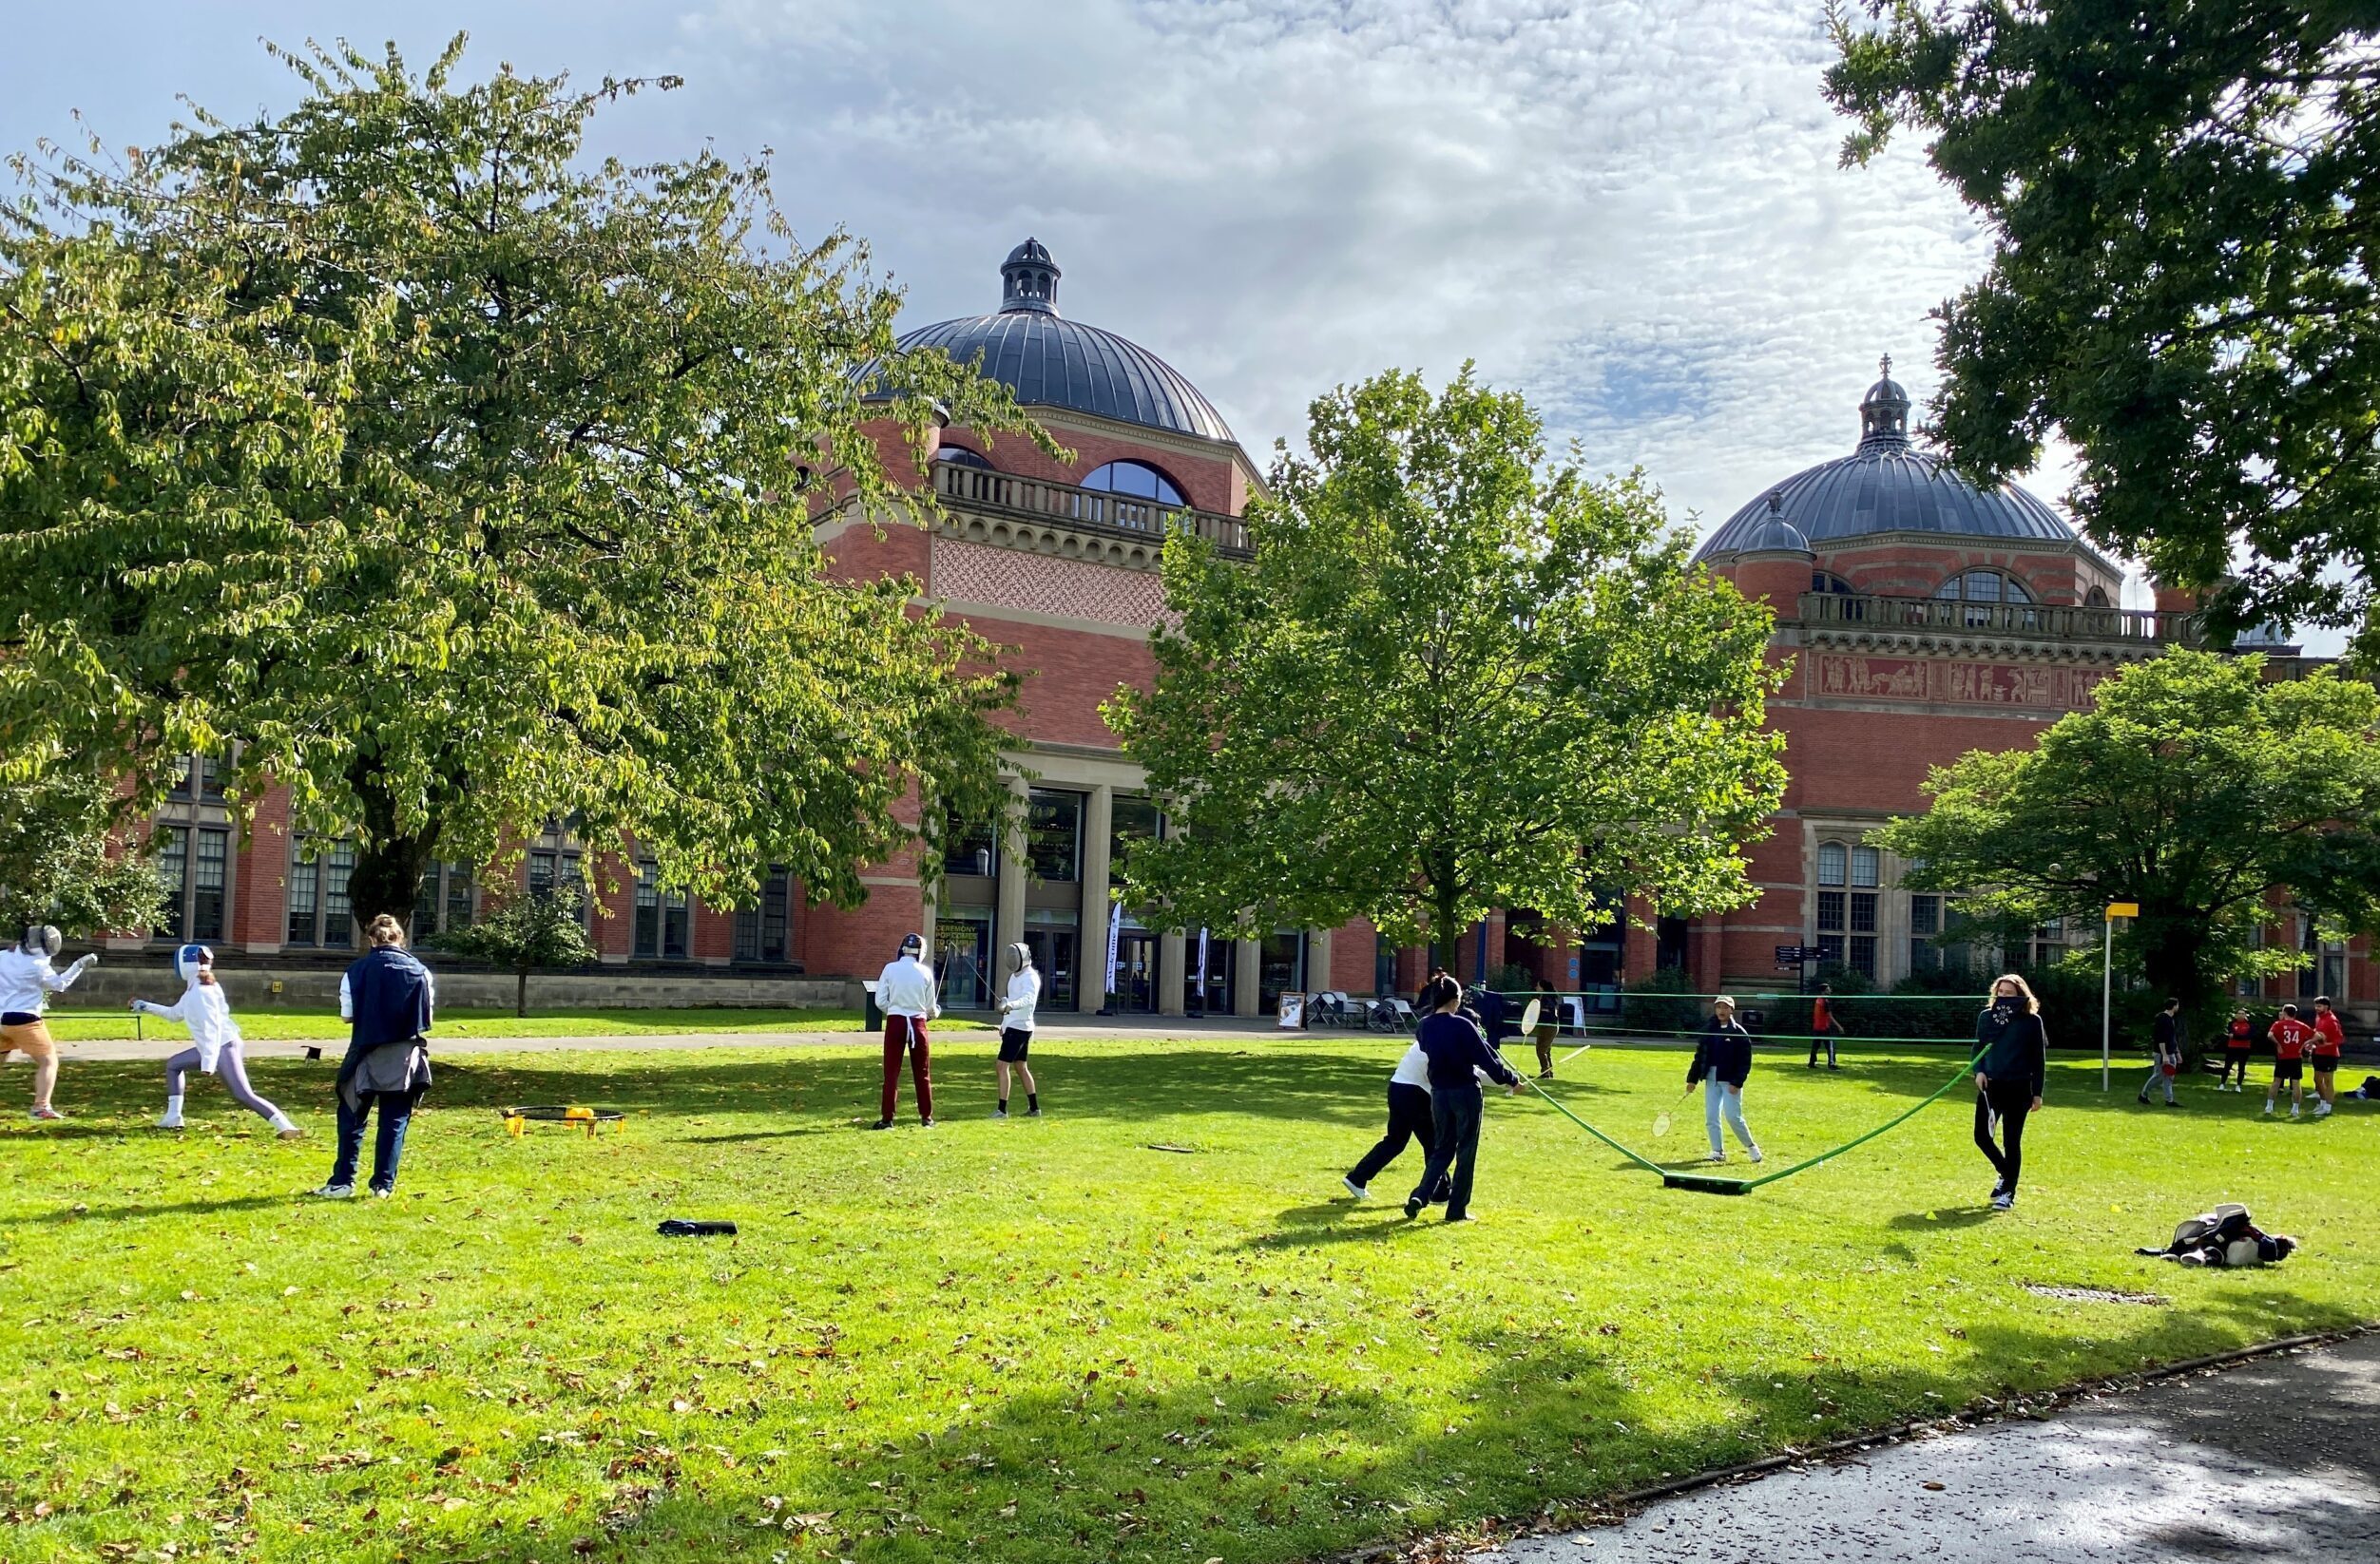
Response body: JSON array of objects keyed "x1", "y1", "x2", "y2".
[
  {"x1": 1500, "y1": 1333, "x2": 2380, "y2": 1562},
  {"x1": 54, "y1": 1014, "x2": 1308, "y2": 1062}
]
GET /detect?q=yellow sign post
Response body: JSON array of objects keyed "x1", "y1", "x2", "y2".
[{"x1": 2102, "y1": 902, "x2": 2140, "y2": 1089}]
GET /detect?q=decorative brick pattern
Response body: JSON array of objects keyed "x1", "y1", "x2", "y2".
[{"x1": 931, "y1": 537, "x2": 1166, "y2": 628}]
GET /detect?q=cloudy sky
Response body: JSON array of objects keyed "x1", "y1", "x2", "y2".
[{"x1": 5, "y1": 0, "x2": 2170, "y2": 607}]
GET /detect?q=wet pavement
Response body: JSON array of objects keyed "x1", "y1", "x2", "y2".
[{"x1": 1500, "y1": 1332, "x2": 2379, "y2": 1562}]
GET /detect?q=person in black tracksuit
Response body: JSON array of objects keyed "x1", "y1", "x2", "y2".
[
  {"x1": 1973, "y1": 973, "x2": 2048, "y2": 1211},
  {"x1": 1403, "y1": 973, "x2": 1523, "y2": 1224}
]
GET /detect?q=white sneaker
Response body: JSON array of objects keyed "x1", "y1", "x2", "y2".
[
  {"x1": 2313, "y1": 1102, "x2": 2332, "y2": 1117},
  {"x1": 157, "y1": 1112, "x2": 184, "y2": 1130},
  {"x1": 271, "y1": 1116, "x2": 305, "y2": 1140},
  {"x1": 2290, "y1": 1105, "x2": 2301, "y2": 1119},
  {"x1": 1342, "y1": 1176, "x2": 1369, "y2": 1201},
  {"x1": 1707, "y1": 1151, "x2": 1728, "y2": 1165},
  {"x1": 311, "y1": 1183, "x2": 354, "y2": 1199},
  {"x1": 28, "y1": 1106, "x2": 65, "y2": 1122},
  {"x1": 991, "y1": 1109, "x2": 1008, "y2": 1119},
  {"x1": 1991, "y1": 1190, "x2": 2014, "y2": 1211},
  {"x1": 1747, "y1": 1147, "x2": 1764, "y2": 1165},
  {"x1": 2263, "y1": 1102, "x2": 2275, "y2": 1115}
]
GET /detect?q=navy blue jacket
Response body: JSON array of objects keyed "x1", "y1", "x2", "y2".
[
  {"x1": 1414, "y1": 1011, "x2": 1522, "y2": 1093},
  {"x1": 346, "y1": 945, "x2": 434, "y2": 1050},
  {"x1": 1975, "y1": 1002, "x2": 2047, "y2": 1098},
  {"x1": 1471, "y1": 986, "x2": 1513, "y2": 1045},
  {"x1": 1687, "y1": 1018, "x2": 1754, "y2": 1089}
]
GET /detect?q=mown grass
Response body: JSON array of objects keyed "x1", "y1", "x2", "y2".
[
  {"x1": 3, "y1": 1037, "x2": 2373, "y2": 1564},
  {"x1": 36, "y1": 1006, "x2": 990, "y2": 1043}
]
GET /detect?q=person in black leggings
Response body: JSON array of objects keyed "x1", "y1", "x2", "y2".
[
  {"x1": 1972, "y1": 972, "x2": 2047, "y2": 1211},
  {"x1": 1402, "y1": 973, "x2": 1523, "y2": 1224}
]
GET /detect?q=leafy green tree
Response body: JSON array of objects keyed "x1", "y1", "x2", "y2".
[
  {"x1": 1105, "y1": 367, "x2": 1787, "y2": 955},
  {"x1": 1826, "y1": 1, "x2": 2380, "y2": 659},
  {"x1": 431, "y1": 888, "x2": 598, "y2": 1018},
  {"x1": 0, "y1": 36, "x2": 1041, "y2": 926},
  {"x1": 1877, "y1": 650, "x2": 2380, "y2": 1026},
  {"x1": 0, "y1": 765, "x2": 167, "y2": 937}
]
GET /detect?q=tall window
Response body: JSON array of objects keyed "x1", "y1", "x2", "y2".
[
  {"x1": 155, "y1": 826, "x2": 186, "y2": 940},
  {"x1": 413, "y1": 862, "x2": 477, "y2": 940},
  {"x1": 943, "y1": 812, "x2": 998, "y2": 880},
  {"x1": 149, "y1": 825, "x2": 230, "y2": 942},
  {"x1": 2026, "y1": 918, "x2": 2066, "y2": 970},
  {"x1": 527, "y1": 826, "x2": 590, "y2": 928},
  {"x1": 1910, "y1": 893, "x2": 1943, "y2": 973},
  {"x1": 287, "y1": 837, "x2": 356, "y2": 948},
  {"x1": 1078, "y1": 461, "x2": 1183, "y2": 505},
  {"x1": 734, "y1": 870, "x2": 791, "y2": 963},
  {"x1": 636, "y1": 863, "x2": 692, "y2": 960},
  {"x1": 1110, "y1": 796, "x2": 1162, "y2": 887},
  {"x1": 934, "y1": 446, "x2": 993, "y2": 470},
  {"x1": 1815, "y1": 840, "x2": 1878, "y2": 978},
  {"x1": 1025, "y1": 790, "x2": 1084, "y2": 882}
]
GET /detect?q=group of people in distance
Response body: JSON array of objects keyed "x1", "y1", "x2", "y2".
[
  {"x1": 1340, "y1": 968, "x2": 2060, "y2": 1220},
  {"x1": 2209, "y1": 997, "x2": 2351, "y2": 1118}
]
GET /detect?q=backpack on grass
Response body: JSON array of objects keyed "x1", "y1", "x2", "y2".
[{"x1": 2136, "y1": 1203, "x2": 2297, "y2": 1268}]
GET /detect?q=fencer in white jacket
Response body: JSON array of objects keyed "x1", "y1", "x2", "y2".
[{"x1": 134, "y1": 944, "x2": 301, "y2": 1137}]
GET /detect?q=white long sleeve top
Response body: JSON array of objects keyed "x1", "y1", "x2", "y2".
[
  {"x1": 1389, "y1": 1039, "x2": 1488, "y2": 1093},
  {"x1": 0, "y1": 948, "x2": 91, "y2": 1018},
  {"x1": 874, "y1": 955, "x2": 940, "y2": 1020},
  {"x1": 133, "y1": 981, "x2": 243, "y2": 1074},
  {"x1": 999, "y1": 967, "x2": 1041, "y2": 1032}
]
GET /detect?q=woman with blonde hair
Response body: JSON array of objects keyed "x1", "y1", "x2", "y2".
[
  {"x1": 316, "y1": 913, "x2": 436, "y2": 1198},
  {"x1": 1973, "y1": 973, "x2": 2046, "y2": 1211}
]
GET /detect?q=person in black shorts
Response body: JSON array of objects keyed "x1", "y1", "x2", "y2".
[{"x1": 993, "y1": 942, "x2": 1041, "y2": 1118}]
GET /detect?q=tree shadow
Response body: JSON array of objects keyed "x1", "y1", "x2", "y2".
[
  {"x1": 18, "y1": 1192, "x2": 306, "y2": 1226},
  {"x1": 1887, "y1": 1205, "x2": 2000, "y2": 1230}
]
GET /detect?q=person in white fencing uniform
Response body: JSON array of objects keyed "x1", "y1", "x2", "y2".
[
  {"x1": 993, "y1": 942, "x2": 1042, "y2": 1118},
  {"x1": 136, "y1": 943, "x2": 302, "y2": 1139},
  {"x1": 873, "y1": 932, "x2": 939, "y2": 1129},
  {"x1": 0, "y1": 924, "x2": 97, "y2": 1121}
]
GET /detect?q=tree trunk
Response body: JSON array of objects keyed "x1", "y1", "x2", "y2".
[
  {"x1": 2140, "y1": 918, "x2": 2217, "y2": 1062},
  {"x1": 342, "y1": 757, "x2": 445, "y2": 933},
  {"x1": 515, "y1": 968, "x2": 528, "y2": 1020}
]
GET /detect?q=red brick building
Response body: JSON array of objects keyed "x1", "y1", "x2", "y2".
[{"x1": 120, "y1": 260, "x2": 2371, "y2": 1025}]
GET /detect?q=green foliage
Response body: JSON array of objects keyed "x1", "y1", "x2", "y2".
[
  {"x1": 0, "y1": 36, "x2": 1045, "y2": 925},
  {"x1": 9, "y1": 1039, "x2": 2376, "y2": 1562},
  {"x1": 1487, "y1": 961, "x2": 1539, "y2": 995},
  {"x1": 0, "y1": 765, "x2": 166, "y2": 937},
  {"x1": 1616, "y1": 965, "x2": 1705, "y2": 1035},
  {"x1": 431, "y1": 891, "x2": 597, "y2": 1017},
  {"x1": 1826, "y1": 1, "x2": 2380, "y2": 659},
  {"x1": 1107, "y1": 367, "x2": 1787, "y2": 950},
  {"x1": 1876, "y1": 650, "x2": 2380, "y2": 1026}
]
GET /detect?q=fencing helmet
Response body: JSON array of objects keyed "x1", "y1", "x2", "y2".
[
  {"x1": 1009, "y1": 941, "x2": 1033, "y2": 972},
  {"x1": 175, "y1": 943, "x2": 214, "y2": 983},
  {"x1": 17, "y1": 925, "x2": 60, "y2": 960},
  {"x1": 899, "y1": 931, "x2": 925, "y2": 958}
]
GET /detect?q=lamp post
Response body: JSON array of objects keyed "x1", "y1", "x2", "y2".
[{"x1": 2102, "y1": 901, "x2": 2140, "y2": 1091}]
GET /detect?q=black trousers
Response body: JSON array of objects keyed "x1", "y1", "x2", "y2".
[
  {"x1": 1352, "y1": 1082, "x2": 1444, "y2": 1193},
  {"x1": 1409, "y1": 1085, "x2": 1486, "y2": 1220},
  {"x1": 1973, "y1": 1079, "x2": 2033, "y2": 1194}
]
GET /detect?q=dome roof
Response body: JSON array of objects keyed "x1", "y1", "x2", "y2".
[
  {"x1": 1697, "y1": 355, "x2": 2074, "y2": 560},
  {"x1": 885, "y1": 238, "x2": 1236, "y2": 444},
  {"x1": 1736, "y1": 491, "x2": 1812, "y2": 556}
]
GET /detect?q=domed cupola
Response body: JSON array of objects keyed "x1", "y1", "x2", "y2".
[
  {"x1": 1696, "y1": 353, "x2": 2079, "y2": 561},
  {"x1": 1857, "y1": 355, "x2": 1912, "y2": 450},
  {"x1": 1737, "y1": 489, "x2": 1813, "y2": 556},
  {"x1": 1000, "y1": 238, "x2": 1061, "y2": 315},
  {"x1": 876, "y1": 239, "x2": 1237, "y2": 443}
]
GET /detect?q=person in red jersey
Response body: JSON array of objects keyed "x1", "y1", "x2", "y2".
[
  {"x1": 2265, "y1": 1003, "x2": 2315, "y2": 1119},
  {"x1": 2310, "y1": 997, "x2": 2346, "y2": 1118}
]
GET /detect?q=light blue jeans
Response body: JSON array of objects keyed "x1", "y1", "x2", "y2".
[{"x1": 1705, "y1": 1080, "x2": 1756, "y2": 1155}]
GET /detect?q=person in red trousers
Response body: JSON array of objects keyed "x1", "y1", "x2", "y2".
[{"x1": 873, "y1": 932, "x2": 938, "y2": 1130}]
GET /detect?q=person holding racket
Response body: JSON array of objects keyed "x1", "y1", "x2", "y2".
[
  {"x1": 1973, "y1": 973, "x2": 2046, "y2": 1211},
  {"x1": 1806, "y1": 982, "x2": 1845, "y2": 1071},
  {"x1": 1686, "y1": 995, "x2": 1761, "y2": 1165}
]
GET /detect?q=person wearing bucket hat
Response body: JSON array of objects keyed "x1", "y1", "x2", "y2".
[
  {"x1": 873, "y1": 932, "x2": 939, "y2": 1129},
  {"x1": 1686, "y1": 995, "x2": 1761, "y2": 1165},
  {"x1": 137, "y1": 944, "x2": 301, "y2": 1138},
  {"x1": 0, "y1": 924, "x2": 97, "y2": 1121},
  {"x1": 992, "y1": 941, "x2": 1042, "y2": 1119}
]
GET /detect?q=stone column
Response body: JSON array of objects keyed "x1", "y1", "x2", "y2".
[
  {"x1": 1159, "y1": 928, "x2": 1187, "y2": 1016},
  {"x1": 1234, "y1": 935, "x2": 1261, "y2": 1017},
  {"x1": 994, "y1": 775, "x2": 1029, "y2": 975},
  {"x1": 1078, "y1": 784, "x2": 1114, "y2": 1013}
]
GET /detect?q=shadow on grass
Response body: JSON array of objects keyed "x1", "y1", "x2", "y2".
[
  {"x1": 1887, "y1": 1205, "x2": 2002, "y2": 1230},
  {"x1": 20, "y1": 1192, "x2": 305, "y2": 1226}
]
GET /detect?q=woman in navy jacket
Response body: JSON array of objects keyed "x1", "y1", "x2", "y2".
[
  {"x1": 316, "y1": 914, "x2": 435, "y2": 1199},
  {"x1": 1687, "y1": 995, "x2": 1761, "y2": 1164},
  {"x1": 1403, "y1": 973, "x2": 1523, "y2": 1223}
]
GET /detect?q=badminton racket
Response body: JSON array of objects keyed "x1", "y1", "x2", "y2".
[{"x1": 1651, "y1": 1085, "x2": 1693, "y2": 1139}]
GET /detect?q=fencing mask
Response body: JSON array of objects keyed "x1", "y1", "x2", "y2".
[
  {"x1": 899, "y1": 931, "x2": 925, "y2": 958},
  {"x1": 1009, "y1": 941, "x2": 1033, "y2": 973},
  {"x1": 18, "y1": 925, "x2": 60, "y2": 960},
  {"x1": 175, "y1": 943, "x2": 214, "y2": 984}
]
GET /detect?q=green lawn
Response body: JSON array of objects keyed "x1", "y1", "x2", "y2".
[
  {"x1": 3, "y1": 1037, "x2": 2373, "y2": 1564},
  {"x1": 37, "y1": 1006, "x2": 991, "y2": 1042}
]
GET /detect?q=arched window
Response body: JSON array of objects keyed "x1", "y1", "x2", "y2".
[
  {"x1": 1932, "y1": 569, "x2": 2034, "y2": 604},
  {"x1": 2082, "y1": 584, "x2": 2110, "y2": 607},
  {"x1": 934, "y1": 446, "x2": 993, "y2": 469},
  {"x1": 1080, "y1": 460, "x2": 1184, "y2": 505},
  {"x1": 1813, "y1": 572, "x2": 1857, "y2": 595}
]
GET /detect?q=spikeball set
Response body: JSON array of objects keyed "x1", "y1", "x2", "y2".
[
  {"x1": 500, "y1": 1104, "x2": 626, "y2": 1138},
  {"x1": 1504, "y1": 995, "x2": 1988, "y2": 1195}
]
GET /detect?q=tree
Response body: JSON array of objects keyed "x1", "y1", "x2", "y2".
[
  {"x1": 1104, "y1": 367, "x2": 1787, "y2": 956},
  {"x1": 0, "y1": 765, "x2": 167, "y2": 937},
  {"x1": 432, "y1": 889, "x2": 598, "y2": 1018},
  {"x1": 0, "y1": 37, "x2": 1042, "y2": 926},
  {"x1": 1876, "y1": 650, "x2": 2380, "y2": 1027},
  {"x1": 1826, "y1": 1, "x2": 2380, "y2": 661}
]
